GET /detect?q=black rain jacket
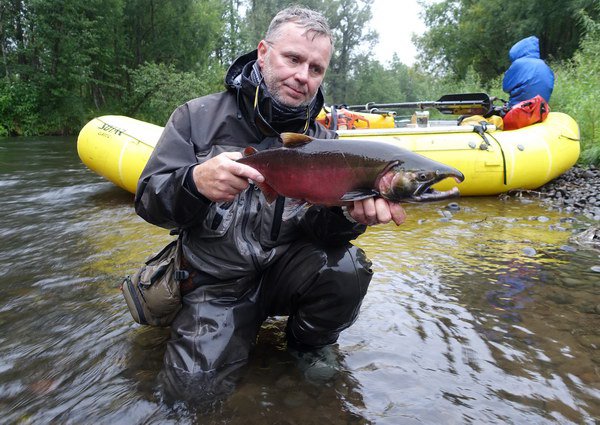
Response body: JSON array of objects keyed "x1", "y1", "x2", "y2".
[{"x1": 134, "y1": 51, "x2": 366, "y2": 280}]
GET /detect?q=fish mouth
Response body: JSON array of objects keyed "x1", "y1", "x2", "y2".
[
  {"x1": 408, "y1": 173, "x2": 464, "y2": 202},
  {"x1": 408, "y1": 170, "x2": 465, "y2": 202},
  {"x1": 408, "y1": 186, "x2": 461, "y2": 202}
]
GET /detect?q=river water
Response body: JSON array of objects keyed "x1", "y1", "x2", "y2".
[{"x1": 1, "y1": 137, "x2": 599, "y2": 424}]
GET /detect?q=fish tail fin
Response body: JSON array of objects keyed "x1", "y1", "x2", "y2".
[{"x1": 280, "y1": 132, "x2": 313, "y2": 148}]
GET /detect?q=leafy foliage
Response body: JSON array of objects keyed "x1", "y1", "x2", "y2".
[
  {"x1": 551, "y1": 13, "x2": 600, "y2": 164},
  {"x1": 322, "y1": 0, "x2": 378, "y2": 102},
  {"x1": 0, "y1": 0, "x2": 226, "y2": 134},
  {"x1": 125, "y1": 62, "x2": 224, "y2": 124},
  {"x1": 122, "y1": 0, "x2": 224, "y2": 70},
  {"x1": 415, "y1": 0, "x2": 599, "y2": 82}
]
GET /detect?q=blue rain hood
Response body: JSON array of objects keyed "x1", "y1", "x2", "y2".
[
  {"x1": 502, "y1": 36, "x2": 554, "y2": 108},
  {"x1": 509, "y1": 36, "x2": 540, "y2": 62}
]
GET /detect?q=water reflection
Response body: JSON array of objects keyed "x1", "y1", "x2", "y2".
[
  {"x1": 349, "y1": 201, "x2": 599, "y2": 424},
  {"x1": 1, "y1": 138, "x2": 599, "y2": 424}
]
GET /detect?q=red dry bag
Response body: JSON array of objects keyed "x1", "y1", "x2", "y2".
[{"x1": 503, "y1": 95, "x2": 550, "y2": 130}]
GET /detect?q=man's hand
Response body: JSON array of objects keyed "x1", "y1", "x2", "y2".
[
  {"x1": 347, "y1": 198, "x2": 406, "y2": 226},
  {"x1": 192, "y1": 152, "x2": 264, "y2": 202}
]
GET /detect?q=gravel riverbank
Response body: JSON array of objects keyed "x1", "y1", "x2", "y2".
[{"x1": 536, "y1": 165, "x2": 600, "y2": 221}]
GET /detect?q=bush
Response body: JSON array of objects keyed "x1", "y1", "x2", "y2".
[
  {"x1": 551, "y1": 14, "x2": 600, "y2": 165},
  {"x1": 124, "y1": 62, "x2": 225, "y2": 125},
  {"x1": 0, "y1": 79, "x2": 42, "y2": 136}
]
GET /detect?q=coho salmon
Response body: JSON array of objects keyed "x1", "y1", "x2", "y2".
[{"x1": 238, "y1": 132, "x2": 465, "y2": 206}]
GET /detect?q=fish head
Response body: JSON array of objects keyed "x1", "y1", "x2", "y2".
[{"x1": 379, "y1": 160, "x2": 465, "y2": 202}]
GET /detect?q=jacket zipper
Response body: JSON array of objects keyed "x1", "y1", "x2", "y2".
[
  {"x1": 240, "y1": 186, "x2": 262, "y2": 271},
  {"x1": 270, "y1": 196, "x2": 285, "y2": 240}
]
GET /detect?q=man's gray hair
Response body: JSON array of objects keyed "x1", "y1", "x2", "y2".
[{"x1": 264, "y1": 6, "x2": 334, "y2": 48}]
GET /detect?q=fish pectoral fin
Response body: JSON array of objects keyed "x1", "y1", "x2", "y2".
[
  {"x1": 282, "y1": 199, "x2": 309, "y2": 221},
  {"x1": 340, "y1": 190, "x2": 378, "y2": 202},
  {"x1": 256, "y1": 182, "x2": 279, "y2": 204},
  {"x1": 280, "y1": 132, "x2": 313, "y2": 148}
]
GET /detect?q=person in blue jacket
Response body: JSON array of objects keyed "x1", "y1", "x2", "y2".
[{"x1": 502, "y1": 36, "x2": 554, "y2": 108}]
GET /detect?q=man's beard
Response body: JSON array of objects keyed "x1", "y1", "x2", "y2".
[
  {"x1": 247, "y1": 59, "x2": 319, "y2": 135},
  {"x1": 261, "y1": 60, "x2": 312, "y2": 108}
]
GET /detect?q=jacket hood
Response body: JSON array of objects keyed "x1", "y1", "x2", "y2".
[
  {"x1": 223, "y1": 49, "x2": 326, "y2": 133},
  {"x1": 509, "y1": 36, "x2": 541, "y2": 62},
  {"x1": 225, "y1": 50, "x2": 258, "y2": 89}
]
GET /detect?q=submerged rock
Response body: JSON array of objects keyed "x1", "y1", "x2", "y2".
[
  {"x1": 508, "y1": 165, "x2": 600, "y2": 249},
  {"x1": 569, "y1": 226, "x2": 600, "y2": 248},
  {"x1": 445, "y1": 202, "x2": 461, "y2": 211}
]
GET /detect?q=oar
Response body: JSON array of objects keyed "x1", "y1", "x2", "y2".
[{"x1": 345, "y1": 93, "x2": 493, "y2": 116}]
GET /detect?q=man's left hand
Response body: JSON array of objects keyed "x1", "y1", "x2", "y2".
[{"x1": 347, "y1": 198, "x2": 406, "y2": 226}]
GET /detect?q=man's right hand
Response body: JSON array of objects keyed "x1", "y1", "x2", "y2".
[
  {"x1": 347, "y1": 198, "x2": 406, "y2": 226},
  {"x1": 192, "y1": 152, "x2": 264, "y2": 203}
]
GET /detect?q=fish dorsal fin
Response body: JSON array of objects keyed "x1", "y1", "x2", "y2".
[
  {"x1": 280, "y1": 132, "x2": 313, "y2": 148},
  {"x1": 243, "y1": 146, "x2": 259, "y2": 157}
]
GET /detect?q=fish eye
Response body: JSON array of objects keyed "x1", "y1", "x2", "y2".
[{"x1": 417, "y1": 173, "x2": 429, "y2": 181}]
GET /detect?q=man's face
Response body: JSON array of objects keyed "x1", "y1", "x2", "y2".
[{"x1": 257, "y1": 23, "x2": 332, "y2": 108}]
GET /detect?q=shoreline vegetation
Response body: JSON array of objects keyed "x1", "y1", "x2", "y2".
[{"x1": 0, "y1": 1, "x2": 599, "y2": 167}]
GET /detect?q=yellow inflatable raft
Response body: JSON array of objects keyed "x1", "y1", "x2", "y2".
[{"x1": 77, "y1": 112, "x2": 580, "y2": 196}]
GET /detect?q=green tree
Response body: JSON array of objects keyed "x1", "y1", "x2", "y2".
[
  {"x1": 0, "y1": 0, "x2": 229, "y2": 134},
  {"x1": 215, "y1": 0, "x2": 247, "y2": 63},
  {"x1": 122, "y1": 0, "x2": 224, "y2": 71},
  {"x1": 125, "y1": 62, "x2": 220, "y2": 124},
  {"x1": 322, "y1": 0, "x2": 377, "y2": 103},
  {"x1": 339, "y1": 55, "x2": 416, "y2": 105},
  {"x1": 32, "y1": 0, "x2": 129, "y2": 132},
  {"x1": 0, "y1": 0, "x2": 127, "y2": 134},
  {"x1": 415, "y1": 0, "x2": 599, "y2": 82}
]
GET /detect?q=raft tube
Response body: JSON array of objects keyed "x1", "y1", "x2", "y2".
[{"x1": 77, "y1": 112, "x2": 580, "y2": 196}]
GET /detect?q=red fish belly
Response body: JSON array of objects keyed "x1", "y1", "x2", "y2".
[{"x1": 266, "y1": 165, "x2": 366, "y2": 205}]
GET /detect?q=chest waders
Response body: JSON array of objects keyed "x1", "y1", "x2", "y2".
[{"x1": 159, "y1": 239, "x2": 372, "y2": 402}]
